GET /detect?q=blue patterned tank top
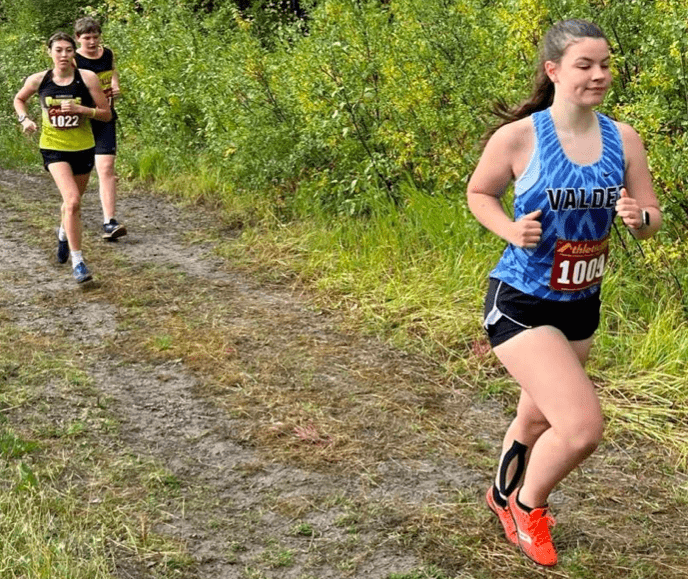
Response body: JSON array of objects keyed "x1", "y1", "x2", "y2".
[{"x1": 489, "y1": 108, "x2": 625, "y2": 301}]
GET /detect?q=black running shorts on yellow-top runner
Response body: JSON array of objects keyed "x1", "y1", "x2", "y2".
[
  {"x1": 484, "y1": 277, "x2": 601, "y2": 348},
  {"x1": 40, "y1": 148, "x2": 95, "y2": 175}
]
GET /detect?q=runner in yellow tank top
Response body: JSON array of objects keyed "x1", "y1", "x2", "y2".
[{"x1": 13, "y1": 31, "x2": 111, "y2": 284}]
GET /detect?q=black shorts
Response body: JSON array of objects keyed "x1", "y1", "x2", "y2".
[
  {"x1": 41, "y1": 148, "x2": 95, "y2": 176},
  {"x1": 91, "y1": 119, "x2": 117, "y2": 155},
  {"x1": 483, "y1": 278, "x2": 601, "y2": 348}
]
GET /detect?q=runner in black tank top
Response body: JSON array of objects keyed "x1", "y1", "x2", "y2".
[
  {"x1": 37, "y1": 67, "x2": 95, "y2": 152},
  {"x1": 75, "y1": 16, "x2": 127, "y2": 241},
  {"x1": 14, "y1": 32, "x2": 112, "y2": 284}
]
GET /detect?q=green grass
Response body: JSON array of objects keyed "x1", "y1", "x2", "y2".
[
  {"x1": 0, "y1": 325, "x2": 194, "y2": 578},
  {"x1": 209, "y1": 180, "x2": 688, "y2": 467},
  {"x1": 96, "y1": 151, "x2": 688, "y2": 468},
  {"x1": 0, "y1": 159, "x2": 687, "y2": 577}
]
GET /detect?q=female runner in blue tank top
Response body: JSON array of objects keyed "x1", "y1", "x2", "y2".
[{"x1": 467, "y1": 20, "x2": 661, "y2": 567}]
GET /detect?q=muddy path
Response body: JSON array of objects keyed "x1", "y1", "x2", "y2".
[{"x1": 1, "y1": 168, "x2": 686, "y2": 579}]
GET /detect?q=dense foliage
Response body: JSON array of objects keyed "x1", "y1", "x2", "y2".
[
  {"x1": 1, "y1": 0, "x2": 686, "y2": 228},
  {"x1": 2, "y1": 0, "x2": 687, "y2": 291},
  {"x1": 0, "y1": 0, "x2": 686, "y2": 286}
]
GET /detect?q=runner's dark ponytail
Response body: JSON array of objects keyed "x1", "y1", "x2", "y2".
[{"x1": 484, "y1": 19, "x2": 608, "y2": 141}]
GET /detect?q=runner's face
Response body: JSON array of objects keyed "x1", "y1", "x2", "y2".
[
  {"x1": 49, "y1": 41, "x2": 75, "y2": 71},
  {"x1": 77, "y1": 32, "x2": 101, "y2": 55},
  {"x1": 547, "y1": 37, "x2": 612, "y2": 107}
]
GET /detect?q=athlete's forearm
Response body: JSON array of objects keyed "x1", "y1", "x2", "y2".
[
  {"x1": 468, "y1": 192, "x2": 518, "y2": 244},
  {"x1": 13, "y1": 95, "x2": 31, "y2": 118},
  {"x1": 81, "y1": 104, "x2": 112, "y2": 122},
  {"x1": 111, "y1": 70, "x2": 121, "y2": 96},
  {"x1": 629, "y1": 206, "x2": 662, "y2": 240},
  {"x1": 14, "y1": 101, "x2": 27, "y2": 118}
]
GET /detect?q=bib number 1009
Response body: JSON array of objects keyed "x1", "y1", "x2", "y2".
[
  {"x1": 550, "y1": 237, "x2": 609, "y2": 292},
  {"x1": 556, "y1": 255, "x2": 605, "y2": 286}
]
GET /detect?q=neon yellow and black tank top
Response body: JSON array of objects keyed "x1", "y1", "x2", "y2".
[
  {"x1": 75, "y1": 47, "x2": 117, "y2": 120},
  {"x1": 38, "y1": 69, "x2": 95, "y2": 152}
]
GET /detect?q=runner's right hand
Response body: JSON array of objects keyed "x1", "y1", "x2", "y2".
[
  {"x1": 21, "y1": 119, "x2": 37, "y2": 134},
  {"x1": 510, "y1": 210, "x2": 542, "y2": 248}
]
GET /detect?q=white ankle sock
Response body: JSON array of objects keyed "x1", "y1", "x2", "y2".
[{"x1": 70, "y1": 251, "x2": 84, "y2": 266}]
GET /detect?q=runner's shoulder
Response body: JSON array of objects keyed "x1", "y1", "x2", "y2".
[
  {"x1": 487, "y1": 117, "x2": 535, "y2": 158},
  {"x1": 25, "y1": 70, "x2": 49, "y2": 89},
  {"x1": 78, "y1": 68, "x2": 100, "y2": 84}
]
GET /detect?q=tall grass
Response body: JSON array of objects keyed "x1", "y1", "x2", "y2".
[{"x1": 215, "y1": 178, "x2": 688, "y2": 466}]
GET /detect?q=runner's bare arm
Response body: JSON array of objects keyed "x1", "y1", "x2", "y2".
[
  {"x1": 616, "y1": 122, "x2": 661, "y2": 239},
  {"x1": 467, "y1": 121, "x2": 542, "y2": 248},
  {"x1": 111, "y1": 52, "x2": 121, "y2": 98},
  {"x1": 13, "y1": 72, "x2": 45, "y2": 133}
]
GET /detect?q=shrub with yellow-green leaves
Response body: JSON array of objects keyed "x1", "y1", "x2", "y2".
[{"x1": 1, "y1": 0, "x2": 687, "y2": 234}]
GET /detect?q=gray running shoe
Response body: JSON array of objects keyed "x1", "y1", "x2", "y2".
[{"x1": 73, "y1": 262, "x2": 93, "y2": 284}]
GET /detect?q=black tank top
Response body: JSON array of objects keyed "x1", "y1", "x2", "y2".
[
  {"x1": 75, "y1": 47, "x2": 114, "y2": 75},
  {"x1": 75, "y1": 47, "x2": 117, "y2": 118}
]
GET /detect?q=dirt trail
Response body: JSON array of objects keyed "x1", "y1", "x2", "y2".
[
  {"x1": 3, "y1": 168, "x2": 686, "y2": 579},
  {"x1": 0, "y1": 168, "x2": 504, "y2": 578}
]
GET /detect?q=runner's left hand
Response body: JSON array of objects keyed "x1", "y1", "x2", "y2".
[
  {"x1": 615, "y1": 188, "x2": 643, "y2": 230},
  {"x1": 60, "y1": 100, "x2": 78, "y2": 114}
]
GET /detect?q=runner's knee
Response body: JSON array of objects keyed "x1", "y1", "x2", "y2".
[
  {"x1": 63, "y1": 197, "x2": 81, "y2": 215},
  {"x1": 97, "y1": 161, "x2": 115, "y2": 179},
  {"x1": 561, "y1": 417, "x2": 604, "y2": 457},
  {"x1": 516, "y1": 411, "x2": 550, "y2": 439}
]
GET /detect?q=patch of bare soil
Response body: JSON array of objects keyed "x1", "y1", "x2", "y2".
[
  {"x1": 0, "y1": 168, "x2": 496, "y2": 578},
  {"x1": 1, "y1": 168, "x2": 686, "y2": 579}
]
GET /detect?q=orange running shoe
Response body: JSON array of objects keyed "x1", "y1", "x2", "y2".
[
  {"x1": 508, "y1": 491, "x2": 557, "y2": 566},
  {"x1": 486, "y1": 487, "x2": 518, "y2": 545}
]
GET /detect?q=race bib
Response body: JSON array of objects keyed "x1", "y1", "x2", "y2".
[
  {"x1": 104, "y1": 87, "x2": 114, "y2": 107},
  {"x1": 48, "y1": 106, "x2": 81, "y2": 130},
  {"x1": 550, "y1": 237, "x2": 609, "y2": 292}
]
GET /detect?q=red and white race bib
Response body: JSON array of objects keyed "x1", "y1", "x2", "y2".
[
  {"x1": 550, "y1": 236, "x2": 609, "y2": 292},
  {"x1": 48, "y1": 106, "x2": 81, "y2": 130}
]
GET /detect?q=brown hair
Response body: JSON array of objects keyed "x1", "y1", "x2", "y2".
[
  {"x1": 485, "y1": 19, "x2": 608, "y2": 139},
  {"x1": 48, "y1": 31, "x2": 77, "y2": 50},
  {"x1": 74, "y1": 16, "x2": 102, "y2": 37}
]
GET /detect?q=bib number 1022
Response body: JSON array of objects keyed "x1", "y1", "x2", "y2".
[{"x1": 50, "y1": 114, "x2": 80, "y2": 129}]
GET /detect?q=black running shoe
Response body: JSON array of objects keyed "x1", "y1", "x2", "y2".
[
  {"x1": 102, "y1": 218, "x2": 127, "y2": 240},
  {"x1": 56, "y1": 229, "x2": 69, "y2": 264}
]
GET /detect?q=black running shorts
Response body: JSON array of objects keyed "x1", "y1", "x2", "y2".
[
  {"x1": 483, "y1": 277, "x2": 601, "y2": 348},
  {"x1": 91, "y1": 119, "x2": 117, "y2": 155},
  {"x1": 41, "y1": 148, "x2": 95, "y2": 176}
]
